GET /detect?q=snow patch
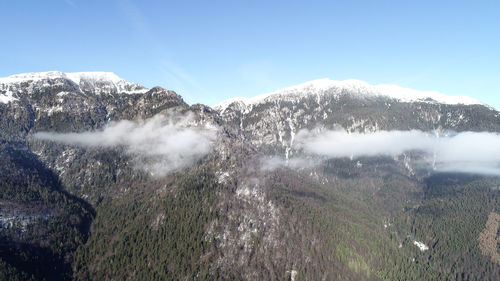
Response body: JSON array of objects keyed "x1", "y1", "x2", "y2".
[
  {"x1": 0, "y1": 91, "x2": 18, "y2": 103},
  {"x1": 413, "y1": 240, "x2": 429, "y2": 251},
  {"x1": 287, "y1": 270, "x2": 298, "y2": 281},
  {"x1": 236, "y1": 185, "x2": 265, "y2": 203},
  {"x1": 217, "y1": 171, "x2": 230, "y2": 184}
]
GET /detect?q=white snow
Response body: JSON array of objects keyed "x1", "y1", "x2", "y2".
[
  {"x1": 216, "y1": 171, "x2": 230, "y2": 184},
  {"x1": 236, "y1": 185, "x2": 265, "y2": 203},
  {"x1": 0, "y1": 71, "x2": 121, "y2": 84},
  {"x1": 0, "y1": 90, "x2": 18, "y2": 103},
  {"x1": 214, "y1": 78, "x2": 485, "y2": 112},
  {"x1": 0, "y1": 71, "x2": 148, "y2": 95},
  {"x1": 66, "y1": 72, "x2": 123, "y2": 85},
  {"x1": 413, "y1": 240, "x2": 429, "y2": 251}
]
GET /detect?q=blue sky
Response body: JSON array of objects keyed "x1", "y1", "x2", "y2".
[{"x1": 0, "y1": 0, "x2": 499, "y2": 108}]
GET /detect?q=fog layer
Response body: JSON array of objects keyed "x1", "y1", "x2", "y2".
[
  {"x1": 295, "y1": 129, "x2": 500, "y2": 176},
  {"x1": 34, "y1": 112, "x2": 217, "y2": 176}
]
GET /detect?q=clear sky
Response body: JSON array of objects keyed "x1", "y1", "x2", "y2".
[{"x1": 1, "y1": 0, "x2": 499, "y2": 108}]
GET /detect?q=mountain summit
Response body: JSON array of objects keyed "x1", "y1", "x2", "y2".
[
  {"x1": 0, "y1": 73, "x2": 488, "y2": 108},
  {"x1": 215, "y1": 78, "x2": 484, "y2": 112},
  {"x1": 0, "y1": 71, "x2": 148, "y2": 101}
]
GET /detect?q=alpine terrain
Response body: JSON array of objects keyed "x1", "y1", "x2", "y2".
[{"x1": 0, "y1": 71, "x2": 499, "y2": 281}]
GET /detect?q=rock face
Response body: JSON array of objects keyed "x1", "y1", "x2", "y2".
[
  {"x1": 0, "y1": 72, "x2": 187, "y2": 139},
  {"x1": 0, "y1": 72, "x2": 499, "y2": 281},
  {"x1": 215, "y1": 79, "x2": 499, "y2": 158}
]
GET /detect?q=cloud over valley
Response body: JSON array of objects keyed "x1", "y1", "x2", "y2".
[{"x1": 34, "y1": 112, "x2": 218, "y2": 177}]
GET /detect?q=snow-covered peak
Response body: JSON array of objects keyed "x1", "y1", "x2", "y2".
[
  {"x1": 214, "y1": 78, "x2": 485, "y2": 112},
  {"x1": 0, "y1": 71, "x2": 148, "y2": 102},
  {"x1": 1, "y1": 71, "x2": 123, "y2": 84},
  {"x1": 67, "y1": 72, "x2": 124, "y2": 85},
  {"x1": 3, "y1": 71, "x2": 66, "y2": 82}
]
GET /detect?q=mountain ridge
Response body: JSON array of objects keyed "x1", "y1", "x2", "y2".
[
  {"x1": 214, "y1": 78, "x2": 486, "y2": 112},
  {"x1": 0, "y1": 70, "x2": 499, "y2": 281},
  {"x1": 0, "y1": 71, "x2": 492, "y2": 110},
  {"x1": 0, "y1": 71, "x2": 148, "y2": 100}
]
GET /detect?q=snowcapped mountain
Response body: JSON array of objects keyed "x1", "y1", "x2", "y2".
[
  {"x1": 0, "y1": 71, "x2": 188, "y2": 143},
  {"x1": 1, "y1": 71, "x2": 125, "y2": 84},
  {"x1": 1, "y1": 71, "x2": 499, "y2": 281},
  {"x1": 215, "y1": 78, "x2": 484, "y2": 113},
  {"x1": 215, "y1": 78, "x2": 499, "y2": 160},
  {"x1": 0, "y1": 71, "x2": 147, "y2": 103}
]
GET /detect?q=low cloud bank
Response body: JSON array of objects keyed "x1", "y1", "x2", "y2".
[
  {"x1": 295, "y1": 129, "x2": 500, "y2": 176},
  {"x1": 34, "y1": 112, "x2": 217, "y2": 176}
]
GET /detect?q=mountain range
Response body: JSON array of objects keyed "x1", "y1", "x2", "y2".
[{"x1": 0, "y1": 71, "x2": 499, "y2": 281}]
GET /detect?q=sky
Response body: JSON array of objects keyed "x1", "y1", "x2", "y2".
[{"x1": 0, "y1": 0, "x2": 499, "y2": 108}]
